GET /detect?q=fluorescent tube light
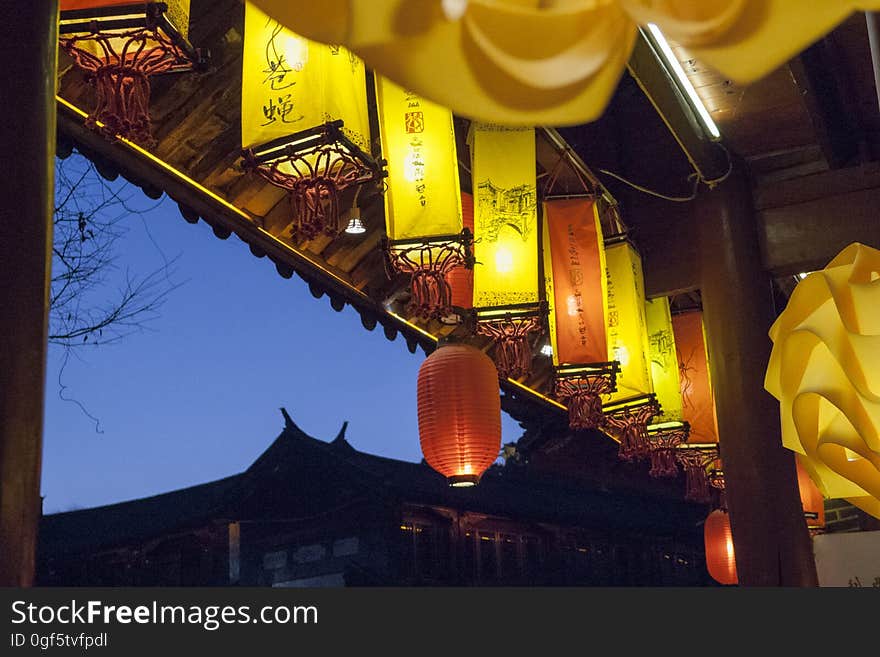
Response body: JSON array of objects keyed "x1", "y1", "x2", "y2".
[{"x1": 646, "y1": 23, "x2": 721, "y2": 141}]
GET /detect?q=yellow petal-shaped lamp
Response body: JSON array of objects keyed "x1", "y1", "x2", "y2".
[
  {"x1": 765, "y1": 242, "x2": 880, "y2": 519},
  {"x1": 246, "y1": 0, "x2": 636, "y2": 127},
  {"x1": 248, "y1": 0, "x2": 880, "y2": 127}
]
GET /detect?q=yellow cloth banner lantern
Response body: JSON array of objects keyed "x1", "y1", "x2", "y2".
[
  {"x1": 645, "y1": 296, "x2": 683, "y2": 424},
  {"x1": 543, "y1": 197, "x2": 618, "y2": 430},
  {"x1": 470, "y1": 123, "x2": 542, "y2": 380},
  {"x1": 604, "y1": 240, "x2": 653, "y2": 401},
  {"x1": 241, "y1": 3, "x2": 370, "y2": 156},
  {"x1": 471, "y1": 124, "x2": 539, "y2": 308},
  {"x1": 58, "y1": 0, "x2": 198, "y2": 146},
  {"x1": 601, "y1": 238, "x2": 658, "y2": 461},
  {"x1": 375, "y1": 75, "x2": 468, "y2": 320},
  {"x1": 765, "y1": 242, "x2": 880, "y2": 519},
  {"x1": 376, "y1": 76, "x2": 462, "y2": 241},
  {"x1": 643, "y1": 295, "x2": 689, "y2": 478},
  {"x1": 241, "y1": 1, "x2": 381, "y2": 241}
]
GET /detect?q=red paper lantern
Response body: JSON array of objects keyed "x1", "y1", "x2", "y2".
[
  {"x1": 704, "y1": 508, "x2": 738, "y2": 585},
  {"x1": 448, "y1": 191, "x2": 474, "y2": 310},
  {"x1": 417, "y1": 342, "x2": 501, "y2": 487},
  {"x1": 796, "y1": 459, "x2": 826, "y2": 530}
]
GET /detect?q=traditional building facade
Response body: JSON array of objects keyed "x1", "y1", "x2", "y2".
[{"x1": 38, "y1": 411, "x2": 713, "y2": 587}]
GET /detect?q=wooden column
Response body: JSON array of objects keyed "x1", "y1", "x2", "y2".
[
  {"x1": 0, "y1": 0, "x2": 58, "y2": 586},
  {"x1": 697, "y1": 162, "x2": 818, "y2": 586}
]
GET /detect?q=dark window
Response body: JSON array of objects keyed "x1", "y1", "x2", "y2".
[
  {"x1": 399, "y1": 521, "x2": 450, "y2": 583},
  {"x1": 478, "y1": 532, "x2": 498, "y2": 582}
]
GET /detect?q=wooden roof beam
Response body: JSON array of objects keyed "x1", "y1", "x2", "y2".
[{"x1": 788, "y1": 37, "x2": 865, "y2": 170}]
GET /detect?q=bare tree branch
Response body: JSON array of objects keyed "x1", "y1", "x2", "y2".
[
  {"x1": 49, "y1": 154, "x2": 183, "y2": 426},
  {"x1": 50, "y1": 154, "x2": 180, "y2": 349}
]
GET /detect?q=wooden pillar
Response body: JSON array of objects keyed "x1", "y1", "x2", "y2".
[
  {"x1": 0, "y1": 0, "x2": 58, "y2": 586},
  {"x1": 697, "y1": 161, "x2": 818, "y2": 586}
]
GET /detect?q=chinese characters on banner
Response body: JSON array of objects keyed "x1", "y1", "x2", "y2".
[
  {"x1": 470, "y1": 124, "x2": 539, "y2": 309},
  {"x1": 645, "y1": 296, "x2": 683, "y2": 423},
  {"x1": 241, "y1": 1, "x2": 370, "y2": 157},
  {"x1": 374, "y1": 76, "x2": 462, "y2": 241},
  {"x1": 671, "y1": 309, "x2": 719, "y2": 444},
  {"x1": 604, "y1": 240, "x2": 653, "y2": 402},
  {"x1": 543, "y1": 198, "x2": 607, "y2": 366}
]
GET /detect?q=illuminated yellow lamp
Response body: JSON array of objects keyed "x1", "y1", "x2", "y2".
[
  {"x1": 643, "y1": 295, "x2": 690, "y2": 477},
  {"x1": 600, "y1": 236, "x2": 659, "y2": 461},
  {"x1": 470, "y1": 122, "x2": 544, "y2": 380},
  {"x1": 765, "y1": 242, "x2": 880, "y2": 520},
  {"x1": 543, "y1": 196, "x2": 619, "y2": 430},
  {"x1": 240, "y1": 1, "x2": 384, "y2": 242},
  {"x1": 58, "y1": 0, "x2": 204, "y2": 146},
  {"x1": 375, "y1": 74, "x2": 471, "y2": 321},
  {"x1": 246, "y1": 0, "x2": 880, "y2": 127}
]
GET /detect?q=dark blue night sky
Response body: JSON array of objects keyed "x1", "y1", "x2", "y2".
[{"x1": 41, "y1": 160, "x2": 522, "y2": 514}]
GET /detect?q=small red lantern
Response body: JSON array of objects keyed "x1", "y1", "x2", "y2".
[
  {"x1": 447, "y1": 191, "x2": 474, "y2": 311},
  {"x1": 704, "y1": 508, "x2": 738, "y2": 585},
  {"x1": 796, "y1": 459, "x2": 825, "y2": 530},
  {"x1": 417, "y1": 342, "x2": 501, "y2": 487}
]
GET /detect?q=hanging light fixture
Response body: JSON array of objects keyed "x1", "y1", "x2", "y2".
[
  {"x1": 376, "y1": 74, "x2": 471, "y2": 321},
  {"x1": 417, "y1": 341, "x2": 502, "y2": 487},
  {"x1": 642, "y1": 23, "x2": 720, "y2": 141},
  {"x1": 543, "y1": 196, "x2": 619, "y2": 431},
  {"x1": 765, "y1": 242, "x2": 880, "y2": 520},
  {"x1": 600, "y1": 235, "x2": 659, "y2": 461},
  {"x1": 704, "y1": 507, "x2": 738, "y2": 586},
  {"x1": 470, "y1": 123, "x2": 544, "y2": 380},
  {"x1": 344, "y1": 217, "x2": 366, "y2": 234},
  {"x1": 239, "y1": 1, "x2": 384, "y2": 242},
  {"x1": 58, "y1": 1, "x2": 205, "y2": 146}
]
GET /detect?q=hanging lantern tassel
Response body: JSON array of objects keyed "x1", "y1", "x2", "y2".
[
  {"x1": 242, "y1": 122, "x2": 385, "y2": 241},
  {"x1": 59, "y1": 2, "x2": 202, "y2": 147},
  {"x1": 554, "y1": 363, "x2": 619, "y2": 431},
  {"x1": 675, "y1": 446, "x2": 718, "y2": 504},
  {"x1": 476, "y1": 306, "x2": 545, "y2": 380},
  {"x1": 602, "y1": 396, "x2": 660, "y2": 462},
  {"x1": 646, "y1": 422, "x2": 689, "y2": 478},
  {"x1": 384, "y1": 230, "x2": 473, "y2": 320},
  {"x1": 240, "y1": 11, "x2": 383, "y2": 243}
]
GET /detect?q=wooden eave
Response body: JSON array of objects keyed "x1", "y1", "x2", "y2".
[{"x1": 55, "y1": 0, "x2": 880, "y2": 443}]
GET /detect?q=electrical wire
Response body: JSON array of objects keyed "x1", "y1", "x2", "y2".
[
  {"x1": 598, "y1": 168, "x2": 701, "y2": 202},
  {"x1": 597, "y1": 141, "x2": 733, "y2": 202}
]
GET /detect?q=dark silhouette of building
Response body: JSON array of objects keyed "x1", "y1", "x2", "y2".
[{"x1": 37, "y1": 411, "x2": 713, "y2": 586}]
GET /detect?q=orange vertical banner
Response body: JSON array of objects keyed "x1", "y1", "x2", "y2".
[
  {"x1": 544, "y1": 198, "x2": 607, "y2": 365},
  {"x1": 671, "y1": 310, "x2": 718, "y2": 444}
]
